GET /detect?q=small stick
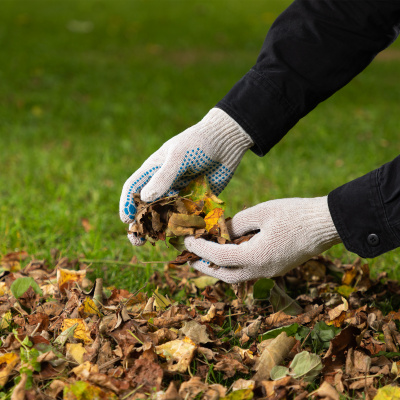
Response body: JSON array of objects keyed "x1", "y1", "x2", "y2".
[
  {"x1": 98, "y1": 357, "x2": 122, "y2": 370},
  {"x1": 79, "y1": 259, "x2": 153, "y2": 269}
]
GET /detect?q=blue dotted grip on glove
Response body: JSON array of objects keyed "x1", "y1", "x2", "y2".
[{"x1": 123, "y1": 148, "x2": 233, "y2": 220}]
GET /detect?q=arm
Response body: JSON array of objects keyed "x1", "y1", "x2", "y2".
[
  {"x1": 184, "y1": 1, "x2": 400, "y2": 282},
  {"x1": 217, "y1": 0, "x2": 400, "y2": 259},
  {"x1": 218, "y1": 0, "x2": 400, "y2": 156}
]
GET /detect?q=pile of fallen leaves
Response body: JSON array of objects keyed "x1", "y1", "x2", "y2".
[
  {"x1": 129, "y1": 176, "x2": 255, "y2": 266},
  {"x1": 2, "y1": 251, "x2": 400, "y2": 399}
]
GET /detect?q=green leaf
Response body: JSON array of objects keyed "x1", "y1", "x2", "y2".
[
  {"x1": 270, "y1": 365, "x2": 290, "y2": 381},
  {"x1": 335, "y1": 284, "x2": 355, "y2": 298},
  {"x1": 259, "y1": 323, "x2": 299, "y2": 341},
  {"x1": 253, "y1": 279, "x2": 302, "y2": 316},
  {"x1": 10, "y1": 277, "x2": 43, "y2": 299},
  {"x1": 311, "y1": 321, "x2": 341, "y2": 351},
  {"x1": 179, "y1": 175, "x2": 225, "y2": 215},
  {"x1": 295, "y1": 326, "x2": 311, "y2": 342},
  {"x1": 269, "y1": 283, "x2": 303, "y2": 316},
  {"x1": 102, "y1": 287, "x2": 112, "y2": 299},
  {"x1": 179, "y1": 175, "x2": 209, "y2": 204},
  {"x1": 22, "y1": 336, "x2": 33, "y2": 347},
  {"x1": 190, "y1": 276, "x2": 219, "y2": 290},
  {"x1": 289, "y1": 351, "x2": 323, "y2": 382},
  {"x1": 169, "y1": 236, "x2": 186, "y2": 252},
  {"x1": 253, "y1": 278, "x2": 274, "y2": 300}
]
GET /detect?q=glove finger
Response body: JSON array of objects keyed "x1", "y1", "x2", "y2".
[
  {"x1": 126, "y1": 222, "x2": 146, "y2": 247},
  {"x1": 184, "y1": 235, "x2": 257, "y2": 267},
  {"x1": 189, "y1": 259, "x2": 247, "y2": 284},
  {"x1": 226, "y1": 206, "x2": 262, "y2": 239},
  {"x1": 119, "y1": 164, "x2": 162, "y2": 223},
  {"x1": 140, "y1": 154, "x2": 182, "y2": 202},
  {"x1": 127, "y1": 232, "x2": 146, "y2": 246}
]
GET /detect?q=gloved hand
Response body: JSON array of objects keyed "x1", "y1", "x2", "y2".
[
  {"x1": 119, "y1": 108, "x2": 254, "y2": 245},
  {"x1": 184, "y1": 196, "x2": 342, "y2": 283}
]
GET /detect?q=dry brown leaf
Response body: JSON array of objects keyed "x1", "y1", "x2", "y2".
[
  {"x1": 71, "y1": 361, "x2": 99, "y2": 379},
  {"x1": 253, "y1": 332, "x2": 297, "y2": 381},
  {"x1": 45, "y1": 380, "x2": 66, "y2": 399},
  {"x1": 10, "y1": 372, "x2": 27, "y2": 400},
  {"x1": 309, "y1": 381, "x2": 340, "y2": 400},
  {"x1": 214, "y1": 357, "x2": 249, "y2": 379},
  {"x1": 179, "y1": 320, "x2": 212, "y2": 344},
  {"x1": 155, "y1": 337, "x2": 197, "y2": 373},
  {"x1": 328, "y1": 297, "x2": 349, "y2": 321}
]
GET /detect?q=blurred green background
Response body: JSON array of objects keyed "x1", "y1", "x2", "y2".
[{"x1": 1, "y1": 0, "x2": 400, "y2": 290}]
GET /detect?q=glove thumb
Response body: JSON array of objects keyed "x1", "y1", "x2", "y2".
[{"x1": 140, "y1": 156, "x2": 181, "y2": 202}]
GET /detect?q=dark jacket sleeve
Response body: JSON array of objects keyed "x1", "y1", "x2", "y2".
[
  {"x1": 216, "y1": 0, "x2": 400, "y2": 258},
  {"x1": 217, "y1": 0, "x2": 400, "y2": 156}
]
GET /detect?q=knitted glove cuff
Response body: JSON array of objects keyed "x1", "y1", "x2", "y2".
[
  {"x1": 306, "y1": 196, "x2": 342, "y2": 250},
  {"x1": 198, "y1": 108, "x2": 254, "y2": 167}
]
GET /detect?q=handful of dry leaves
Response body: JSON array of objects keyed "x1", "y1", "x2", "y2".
[{"x1": 128, "y1": 176, "x2": 255, "y2": 266}]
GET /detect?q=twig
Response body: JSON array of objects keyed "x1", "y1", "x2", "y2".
[
  {"x1": 139, "y1": 260, "x2": 167, "y2": 264},
  {"x1": 98, "y1": 357, "x2": 122, "y2": 370},
  {"x1": 301, "y1": 328, "x2": 312, "y2": 348},
  {"x1": 127, "y1": 329, "x2": 143, "y2": 345},
  {"x1": 121, "y1": 384, "x2": 144, "y2": 400},
  {"x1": 122, "y1": 283, "x2": 148, "y2": 306},
  {"x1": 79, "y1": 259, "x2": 153, "y2": 269},
  {"x1": 30, "y1": 322, "x2": 41, "y2": 337}
]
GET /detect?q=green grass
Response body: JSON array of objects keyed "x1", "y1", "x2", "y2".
[{"x1": 1, "y1": 0, "x2": 400, "y2": 290}]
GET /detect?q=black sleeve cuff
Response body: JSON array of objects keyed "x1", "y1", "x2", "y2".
[
  {"x1": 216, "y1": 69, "x2": 299, "y2": 157},
  {"x1": 328, "y1": 156, "x2": 400, "y2": 258}
]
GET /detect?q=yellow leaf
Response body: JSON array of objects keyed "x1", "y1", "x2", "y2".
[
  {"x1": 153, "y1": 287, "x2": 171, "y2": 310},
  {"x1": 0, "y1": 311, "x2": 12, "y2": 330},
  {"x1": 234, "y1": 324, "x2": 243, "y2": 335},
  {"x1": 0, "y1": 282, "x2": 10, "y2": 296},
  {"x1": 79, "y1": 297, "x2": 101, "y2": 318},
  {"x1": 62, "y1": 318, "x2": 93, "y2": 344},
  {"x1": 0, "y1": 352, "x2": 19, "y2": 388},
  {"x1": 342, "y1": 266, "x2": 357, "y2": 286},
  {"x1": 203, "y1": 193, "x2": 225, "y2": 215},
  {"x1": 374, "y1": 384, "x2": 400, "y2": 400},
  {"x1": 179, "y1": 175, "x2": 226, "y2": 215},
  {"x1": 66, "y1": 343, "x2": 87, "y2": 364},
  {"x1": 204, "y1": 208, "x2": 224, "y2": 233},
  {"x1": 57, "y1": 268, "x2": 86, "y2": 291},
  {"x1": 0, "y1": 260, "x2": 21, "y2": 272},
  {"x1": 155, "y1": 337, "x2": 197, "y2": 373}
]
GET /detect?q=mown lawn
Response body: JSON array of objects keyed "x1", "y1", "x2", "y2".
[{"x1": 1, "y1": 0, "x2": 400, "y2": 291}]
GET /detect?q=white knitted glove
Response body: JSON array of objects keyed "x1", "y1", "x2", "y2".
[
  {"x1": 120, "y1": 108, "x2": 254, "y2": 246},
  {"x1": 184, "y1": 196, "x2": 342, "y2": 284}
]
